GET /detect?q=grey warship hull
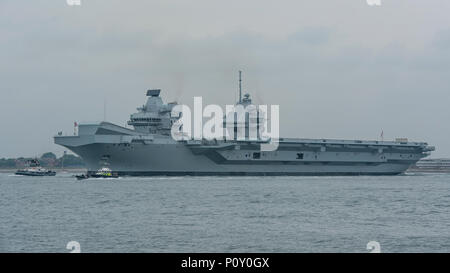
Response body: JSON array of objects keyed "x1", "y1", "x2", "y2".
[
  {"x1": 54, "y1": 88, "x2": 434, "y2": 176},
  {"x1": 55, "y1": 122, "x2": 433, "y2": 176}
]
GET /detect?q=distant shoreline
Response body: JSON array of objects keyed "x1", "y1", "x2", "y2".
[{"x1": 407, "y1": 169, "x2": 450, "y2": 174}]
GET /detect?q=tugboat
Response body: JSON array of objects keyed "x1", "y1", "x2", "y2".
[
  {"x1": 91, "y1": 167, "x2": 119, "y2": 178},
  {"x1": 76, "y1": 166, "x2": 119, "y2": 180},
  {"x1": 15, "y1": 159, "x2": 56, "y2": 176}
]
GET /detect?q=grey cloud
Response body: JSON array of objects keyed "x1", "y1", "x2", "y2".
[
  {"x1": 288, "y1": 27, "x2": 332, "y2": 45},
  {"x1": 1, "y1": 1, "x2": 450, "y2": 158},
  {"x1": 433, "y1": 28, "x2": 450, "y2": 50}
]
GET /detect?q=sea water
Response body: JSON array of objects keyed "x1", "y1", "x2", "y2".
[{"x1": 1, "y1": 172, "x2": 449, "y2": 252}]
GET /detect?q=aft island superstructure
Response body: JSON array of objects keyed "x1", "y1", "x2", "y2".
[{"x1": 55, "y1": 86, "x2": 434, "y2": 176}]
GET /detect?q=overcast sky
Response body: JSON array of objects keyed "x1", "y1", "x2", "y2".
[{"x1": 1, "y1": 0, "x2": 450, "y2": 158}]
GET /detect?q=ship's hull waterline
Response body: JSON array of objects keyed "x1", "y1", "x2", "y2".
[{"x1": 55, "y1": 123, "x2": 432, "y2": 176}]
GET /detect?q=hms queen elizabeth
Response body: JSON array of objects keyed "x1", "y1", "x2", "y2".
[{"x1": 54, "y1": 77, "x2": 434, "y2": 176}]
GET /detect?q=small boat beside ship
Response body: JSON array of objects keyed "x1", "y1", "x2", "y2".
[
  {"x1": 76, "y1": 166, "x2": 119, "y2": 180},
  {"x1": 15, "y1": 159, "x2": 56, "y2": 176}
]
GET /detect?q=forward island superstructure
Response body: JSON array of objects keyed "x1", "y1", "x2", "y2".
[{"x1": 55, "y1": 84, "x2": 434, "y2": 176}]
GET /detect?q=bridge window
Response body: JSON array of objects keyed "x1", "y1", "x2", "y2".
[{"x1": 253, "y1": 152, "x2": 261, "y2": 159}]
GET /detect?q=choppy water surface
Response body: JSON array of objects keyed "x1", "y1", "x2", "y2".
[{"x1": 1, "y1": 172, "x2": 449, "y2": 252}]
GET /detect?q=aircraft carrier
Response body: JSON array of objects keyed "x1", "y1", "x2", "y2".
[{"x1": 54, "y1": 82, "x2": 434, "y2": 176}]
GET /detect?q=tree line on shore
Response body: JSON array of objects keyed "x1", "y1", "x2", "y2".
[{"x1": 0, "y1": 152, "x2": 85, "y2": 168}]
